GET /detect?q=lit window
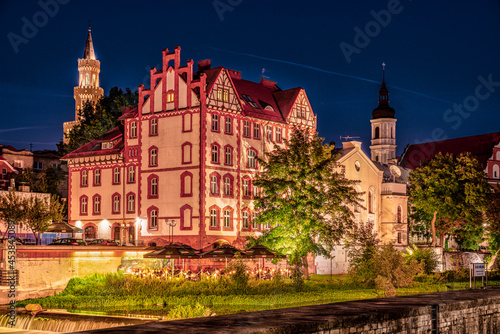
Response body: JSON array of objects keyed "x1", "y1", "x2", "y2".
[
  {"x1": 150, "y1": 148, "x2": 158, "y2": 166},
  {"x1": 224, "y1": 210, "x2": 231, "y2": 228},
  {"x1": 223, "y1": 89, "x2": 228, "y2": 102},
  {"x1": 217, "y1": 89, "x2": 222, "y2": 100},
  {"x1": 248, "y1": 150, "x2": 257, "y2": 168},
  {"x1": 150, "y1": 210, "x2": 158, "y2": 229},
  {"x1": 128, "y1": 194, "x2": 135, "y2": 213},
  {"x1": 212, "y1": 114, "x2": 219, "y2": 131},
  {"x1": 94, "y1": 169, "x2": 101, "y2": 186},
  {"x1": 225, "y1": 117, "x2": 232, "y2": 134},
  {"x1": 130, "y1": 121, "x2": 137, "y2": 138},
  {"x1": 150, "y1": 119, "x2": 158, "y2": 136},
  {"x1": 253, "y1": 123, "x2": 260, "y2": 139},
  {"x1": 81, "y1": 170, "x2": 88, "y2": 186},
  {"x1": 113, "y1": 195, "x2": 120, "y2": 213},
  {"x1": 210, "y1": 209, "x2": 218, "y2": 228},
  {"x1": 242, "y1": 211, "x2": 249, "y2": 229},
  {"x1": 113, "y1": 168, "x2": 120, "y2": 184},
  {"x1": 211, "y1": 145, "x2": 219, "y2": 164},
  {"x1": 276, "y1": 128, "x2": 282, "y2": 143},
  {"x1": 128, "y1": 166, "x2": 135, "y2": 183},
  {"x1": 167, "y1": 92, "x2": 174, "y2": 103},
  {"x1": 243, "y1": 120, "x2": 250, "y2": 138},
  {"x1": 225, "y1": 147, "x2": 232, "y2": 165}
]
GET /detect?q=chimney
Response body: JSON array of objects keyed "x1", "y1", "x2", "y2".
[
  {"x1": 197, "y1": 59, "x2": 211, "y2": 73},
  {"x1": 260, "y1": 78, "x2": 277, "y2": 89}
]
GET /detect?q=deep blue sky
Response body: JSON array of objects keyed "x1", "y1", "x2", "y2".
[{"x1": 1, "y1": 0, "x2": 499, "y2": 156}]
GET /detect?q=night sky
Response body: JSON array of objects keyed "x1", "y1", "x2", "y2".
[{"x1": 1, "y1": 0, "x2": 499, "y2": 156}]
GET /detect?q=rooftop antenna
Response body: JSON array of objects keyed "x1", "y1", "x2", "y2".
[{"x1": 340, "y1": 135, "x2": 360, "y2": 141}]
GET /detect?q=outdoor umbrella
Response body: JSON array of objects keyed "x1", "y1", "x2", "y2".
[
  {"x1": 245, "y1": 244, "x2": 286, "y2": 279},
  {"x1": 200, "y1": 243, "x2": 247, "y2": 268},
  {"x1": 45, "y1": 221, "x2": 84, "y2": 234}
]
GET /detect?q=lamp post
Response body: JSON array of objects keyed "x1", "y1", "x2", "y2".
[{"x1": 165, "y1": 219, "x2": 177, "y2": 244}]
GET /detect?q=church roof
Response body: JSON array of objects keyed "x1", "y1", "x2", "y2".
[
  {"x1": 82, "y1": 26, "x2": 96, "y2": 60},
  {"x1": 399, "y1": 132, "x2": 500, "y2": 169},
  {"x1": 372, "y1": 66, "x2": 395, "y2": 119}
]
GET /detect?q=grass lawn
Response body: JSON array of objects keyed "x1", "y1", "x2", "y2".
[{"x1": 15, "y1": 272, "x2": 487, "y2": 320}]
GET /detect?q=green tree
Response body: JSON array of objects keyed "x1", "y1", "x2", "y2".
[
  {"x1": 15, "y1": 168, "x2": 35, "y2": 189},
  {"x1": 34, "y1": 165, "x2": 65, "y2": 196},
  {"x1": 0, "y1": 190, "x2": 27, "y2": 237},
  {"x1": 408, "y1": 152, "x2": 490, "y2": 248},
  {"x1": 58, "y1": 87, "x2": 138, "y2": 155},
  {"x1": 24, "y1": 195, "x2": 65, "y2": 245},
  {"x1": 252, "y1": 128, "x2": 361, "y2": 279},
  {"x1": 485, "y1": 186, "x2": 500, "y2": 269}
]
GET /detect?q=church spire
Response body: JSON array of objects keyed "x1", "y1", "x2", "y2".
[
  {"x1": 83, "y1": 22, "x2": 96, "y2": 60},
  {"x1": 372, "y1": 62, "x2": 395, "y2": 119}
]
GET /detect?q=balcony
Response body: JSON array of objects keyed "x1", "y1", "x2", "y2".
[{"x1": 381, "y1": 182, "x2": 407, "y2": 195}]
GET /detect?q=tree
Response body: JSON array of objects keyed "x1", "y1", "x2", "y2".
[
  {"x1": 408, "y1": 152, "x2": 490, "y2": 248},
  {"x1": 24, "y1": 195, "x2": 65, "y2": 245},
  {"x1": 34, "y1": 165, "x2": 65, "y2": 196},
  {"x1": 252, "y1": 128, "x2": 361, "y2": 279},
  {"x1": 0, "y1": 190, "x2": 27, "y2": 237},
  {"x1": 485, "y1": 186, "x2": 500, "y2": 269},
  {"x1": 58, "y1": 87, "x2": 138, "y2": 155}
]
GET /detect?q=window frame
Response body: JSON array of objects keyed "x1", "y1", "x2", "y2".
[
  {"x1": 81, "y1": 170, "x2": 88, "y2": 187},
  {"x1": 225, "y1": 116, "x2": 232, "y2": 135},
  {"x1": 113, "y1": 167, "x2": 120, "y2": 185},
  {"x1": 243, "y1": 120, "x2": 250, "y2": 138},
  {"x1": 150, "y1": 118, "x2": 158, "y2": 136},
  {"x1": 130, "y1": 121, "x2": 137, "y2": 138},
  {"x1": 93, "y1": 169, "x2": 101, "y2": 186},
  {"x1": 211, "y1": 114, "x2": 220, "y2": 132},
  {"x1": 80, "y1": 196, "x2": 88, "y2": 215},
  {"x1": 112, "y1": 193, "x2": 121, "y2": 214}
]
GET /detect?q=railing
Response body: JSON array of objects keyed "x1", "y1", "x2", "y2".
[{"x1": 381, "y1": 182, "x2": 406, "y2": 195}]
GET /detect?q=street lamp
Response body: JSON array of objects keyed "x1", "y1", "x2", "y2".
[{"x1": 165, "y1": 219, "x2": 177, "y2": 244}]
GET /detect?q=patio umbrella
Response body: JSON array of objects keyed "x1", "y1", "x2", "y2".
[
  {"x1": 45, "y1": 221, "x2": 84, "y2": 234},
  {"x1": 245, "y1": 244, "x2": 286, "y2": 279},
  {"x1": 200, "y1": 244, "x2": 247, "y2": 268}
]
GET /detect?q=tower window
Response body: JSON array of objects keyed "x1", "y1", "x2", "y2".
[{"x1": 374, "y1": 126, "x2": 380, "y2": 139}]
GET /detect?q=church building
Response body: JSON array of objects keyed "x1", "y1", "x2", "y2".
[{"x1": 63, "y1": 46, "x2": 317, "y2": 249}]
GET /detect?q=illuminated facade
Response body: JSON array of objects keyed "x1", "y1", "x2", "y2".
[
  {"x1": 63, "y1": 46, "x2": 317, "y2": 248},
  {"x1": 63, "y1": 25, "x2": 104, "y2": 143}
]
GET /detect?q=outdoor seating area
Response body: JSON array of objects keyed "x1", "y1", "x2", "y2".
[{"x1": 125, "y1": 243, "x2": 289, "y2": 280}]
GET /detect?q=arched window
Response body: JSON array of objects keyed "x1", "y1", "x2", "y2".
[
  {"x1": 81, "y1": 170, "x2": 88, "y2": 187},
  {"x1": 84, "y1": 225, "x2": 96, "y2": 239},
  {"x1": 225, "y1": 117, "x2": 232, "y2": 134},
  {"x1": 113, "y1": 226, "x2": 120, "y2": 241},
  {"x1": 210, "y1": 173, "x2": 220, "y2": 196},
  {"x1": 181, "y1": 172, "x2": 193, "y2": 197},
  {"x1": 223, "y1": 207, "x2": 233, "y2": 229},
  {"x1": 276, "y1": 127, "x2": 282, "y2": 143},
  {"x1": 94, "y1": 169, "x2": 101, "y2": 186},
  {"x1": 150, "y1": 118, "x2": 158, "y2": 136},
  {"x1": 127, "y1": 193, "x2": 135, "y2": 213},
  {"x1": 242, "y1": 210, "x2": 250, "y2": 230},
  {"x1": 93, "y1": 195, "x2": 101, "y2": 215},
  {"x1": 129, "y1": 226, "x2": 135, "y2": 244},
  {"x1": 397, "y1": 205, "x2": 402, "y2": 223},
  {"x1": 182, "y1": 142, "x2": 192, "y2": 164},
  {"x1": 148, "y1": 175, "x2": 159, "y2": 198},
  {"x1": 183, "y1": 113, "x2": 192, "y2": 132},
  {"x1": 223, "y1": 174, "x2": 233, "y2": 197},
  {"x1": 211, "y1": 144, "x2": 220, "y2": 164},
  {"x1": 149, "y1": 147, "x2": 158, "y2": 167},
  {"x1": 80, "y1": 196, "x2": 88, "y2": 215},
  {"x1": 496, "y1": 151, "x2": 500, "y2": 161},
  {"x1": 391, "y1": 126, "x2": 394, "y2": 139},
  {"x1": 374, "y1": 126, "x2": 380, "y2": 139},
  {"x1": 242, "y1": 178, "x2": 251, "y2": 198},
  {"x1": 180, "y1": 205, "x2": 192, "y2": 230},
  {"x1": 209, "y1": 206, "x2": 220, "y2": 229},
  {"x1": 148, "y1": 206, "x2": 159, "y2": 230},
  {"x1": 248, "y1": 149, "x2": 257, "y2": 168},
  {"x1": 494, "y1": 164, "x2": 500, "y2": 179},
  {"x1": 212, "y1": 114, "x2": 219, "y2": 132},
  {"x1": 368, "y1": 189, "x2": 374, "y2": 213},
  {"x1": 128, "y1": 166, "x2": 135, "y2": 183},
  {"x1": 113, "y1": 167, "x2": 120, "y2": 184},
  {"x1": 225, "y1": 146, "x2": 232, "y2": 166},
  {"x1": 112, "y1": 194, "x2": 120, "y2": 214}
]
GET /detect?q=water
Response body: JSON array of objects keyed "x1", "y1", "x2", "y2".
[{"x1": 0, "y1": 311, "x2": 155, "y2": 333}]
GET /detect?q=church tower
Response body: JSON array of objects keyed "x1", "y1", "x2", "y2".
[
  {"x1": 370, "y1": 63, "x2": 397, "y2": 163},
  {"x1": 63, "y1": 24, "x2": 103, "y2": 143}
]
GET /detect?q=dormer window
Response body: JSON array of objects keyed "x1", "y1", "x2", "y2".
[
  {"x1": 241, "y1": 95, "x2": 260, "y2": 109},
  {"x1": 167, "y1": 91, "x2": 175, "y2": 103}
]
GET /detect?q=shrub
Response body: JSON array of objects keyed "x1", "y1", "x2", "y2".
[
  {"x1": 404, "y1": 245, "x2": 439, "y2": 274},
  {"x1": 375, "y1": 275, "x2": 396, "y2": 297},
  {"x1": 226, "y1": 256, "x2": 250, "y2": 292},
  {"x1": 168, "y1": 303, "x2": 212, "y2": 319}
]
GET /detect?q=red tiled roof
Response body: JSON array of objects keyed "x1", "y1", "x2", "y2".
[
  {"x1": 0, "y1": 156, "x2": 17, "y2": 173},
  {"x1": 118, "y1": 107, "x2": 138, "y2": 120},
  {"x1": 399, "y1": 132, "x2": 500, "y2": 169},
  {"x1": 62, "y1": 126, "x2": 124, "y2": 159}
]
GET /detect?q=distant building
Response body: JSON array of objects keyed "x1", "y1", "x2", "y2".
[
  {"x1": 63, "y1": 46, "x2": 317, "y2": 248},
  {"x1": 62, "y1": 25, "x2": 104, "y2": 143}
]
